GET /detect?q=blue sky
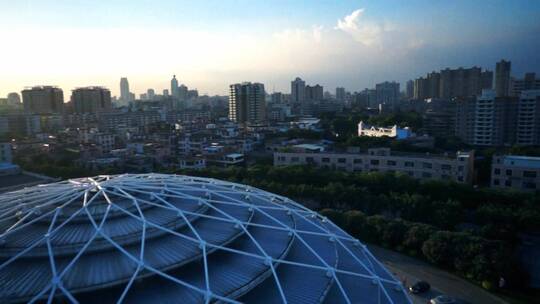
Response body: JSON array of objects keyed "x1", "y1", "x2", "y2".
[{"x1": 1, "y1": 0, "x2": 539, "y2": 96}]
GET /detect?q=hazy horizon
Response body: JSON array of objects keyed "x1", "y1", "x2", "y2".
[{"x1": 1, "y1": 0, "x2": 539, "y2": 98}]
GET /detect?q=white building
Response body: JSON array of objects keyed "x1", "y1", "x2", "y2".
[
  {"x1": 357, "y1": 121, "x2": 412, "y2": 139},
  {"x1": 491, "y1": 155, "x2": 540, "y2": 191},
  {"x1": 516, "y1": 90, "x2": 540, "y2": 145}
]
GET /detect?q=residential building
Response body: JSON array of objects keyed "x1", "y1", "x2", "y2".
[
  {"x1": 22, "y1": 86, "x2": 64, "y2": 114},
  {"x1": 405, "y1": 80, "x2": 414, "y2": 100},
  {"x1": 455, "y1": 97, "x2": 477, "y2": 144},
  {"x1": 274, "y1": 147, "x2": 475, "y2": 184},
  {"x1": 473, "y1": 90, "x2": 517, "y2": 146},
  {"x1": 120, "y1": 77, "x2": 132, "y2": 103},
  {"x1": 72, "y1": 87, "x2": 112, "y2": 114},
  {"x1": 375, "y1": 81, "x2": 400, "y2": 108},
  {"x1": 516, "y1": 90, "x2": 540, "y2": 145},
  {"x1": 7, "y1": 92, "x2": 21, "y2": 105},
  {"x1": 495, "y1": 59, "x2": 511, "y2": 97},
  {"x1": 336, "y1": 87, "x2": 346, "y2": 102},
  {"x1": 229, "y1": 82, "x2": 266, "y2": 125},
  {"x1": 305, "y1": 85, "x2": 323, "y2": 101},
  {"x1": 491, "y1": 155, "x2": 540, "y2": 191},
  {"x1": 290, "y1": 77, "x2": 305, "y2": 103},
  {"x1": 512, "y1": 73, "x2": 540, "y2": 96},
  {"x1": 414, "y1": 77, "x2": 428, "y2": 100}
]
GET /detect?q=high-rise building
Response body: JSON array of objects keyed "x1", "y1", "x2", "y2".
[
  {"x1": 71, "y1": 87, "x2": 112, "y2": 114},
  {"x1": 413, "y1": 77, "x2": 429, "y2": 100},
  {"x1": 512, "y1": 73, "x2": 540, "y2": 96},
  {"x1": 336, "y1": 87, "x2": 346, "y2": 102},
  {"x1": 439, "y1": 66, "x2": 485, "y2": 98},
  {"x1": 455, "y1": 97, "x2": 477, "y2": 144},
  {"x1": 473, "y1": 90, "x2": 517, "y2": 146},
  {"x1": 405, "y1": 80, "x2": 414, "y2": 100},
  {"x1": 495, "y1": 60, "x2": 511, "y2": 97},
  {"x1": 171, "y1": 75, "x2": 179, "y2": 98},
  {"x1": 7, "y1": 93, "x2": 21, "y2": 106},
  {"x1": 375, "y1": 81, "x2": 400, "y2": 108},
  {"x1": 305, "y1": 84, "x2": 323, "y2": 101},
  {"x1": 178, "y1": 84, "x2": 188, "y2": 101},
  {"x1": 270, "y1": 92, "x2": 283, "y2": 103},
  {"x1": 163, "y1": 89, "x2": 169, "y2": 97},
  {"x1": 119, "y1": 77, "x2": 131, "y2": 102},
  {"x1": 516, "y1": 90, "x2": 540, "y2": 145},
  {"x1": 229, "y1": 82, "x2": 266, "y2": 125},
  {"x1": 22, "y1": 86, "x2": 64, "y2": 114},
  {"x1": 290, "y1": 77, "x2": 305, "y2": 103},
  {"x1": 147, "y1": 89, "x2": 155, "y2": 100}
]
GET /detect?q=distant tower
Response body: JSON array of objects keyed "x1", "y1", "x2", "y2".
[
  {"x1": 120, "y1": 77, "x2": 130, "y2": 102},
  {"x1": 495, "y1": 60, "x2": 511, "y2": 97},
  {"x1": 291, "y1": 77, "x2": 306, "y2": 103},
  {"x1": 171, "y1": 75, "x2": 179, "y2": 98},
  {"x1": 7, "y1": 92, "x2": 21, "y2": 105}
]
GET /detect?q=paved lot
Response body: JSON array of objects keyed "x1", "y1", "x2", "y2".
[{"x1": 368, "y1": 245, "x2": 507, "y2": 304}]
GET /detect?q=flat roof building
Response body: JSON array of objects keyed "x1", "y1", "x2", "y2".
[
  {"x1": 491, "y1": 155, "x2": 540, "y2": 192},
  {"x1": 275, "y1": 147, "x2": 475, "y2": 184}
]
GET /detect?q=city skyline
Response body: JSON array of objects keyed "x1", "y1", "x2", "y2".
[{"x1": 1, "y1": 1, "x2": 539, "y2": 97}]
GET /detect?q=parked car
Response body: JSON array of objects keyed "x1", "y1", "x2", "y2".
[
  {"x1": 409, "y1": 281, "x2": 430, "y2": 294},
  {"x1": 430, "y1": 295, "x2": 456, "y2": 304}
]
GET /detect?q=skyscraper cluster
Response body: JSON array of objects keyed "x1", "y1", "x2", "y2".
[{"x1": 413, "y1": 66, "x2": 493, "y2": 100}]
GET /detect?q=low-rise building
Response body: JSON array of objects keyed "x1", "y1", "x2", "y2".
[
  {"x1": 274, "y1": 147, "x2": 475, "y2": 184},
  {"x1": 491, "y1": 155, "x2": 540, "y2": 192},
  {"x1": 357, "y1": 121, "x2": 412, "y2": 139}
]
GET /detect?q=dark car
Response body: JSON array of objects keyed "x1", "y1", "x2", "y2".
[{"x1": 409, "y1": 281, "x2": 430, "y2": 294}]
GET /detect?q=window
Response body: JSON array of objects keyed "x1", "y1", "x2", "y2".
[
  {"x1": 291, "y1": 157, "x2": 299, "y2": 162},
  {"x1": 387, "y1": 160, "x2": 396, "y2": 166},
  {"x1": 370, "y1": 159, "x2": 379, "y2": 165},
  {"x1": 523, "y1": 182, "x2": 536, "y2": 189},
  {"x1": 338, "y1": 158, "x2": 346, "y2": 163},
  {"x1": 523, "y1": 171, "x2": 537, "y2": 178},
  {"x1": 353, "y1": 159, "x2": 362, "y2": 164},
  {"x1": 404, "y1": 161, "x2": 414, "y2": 167},
  {"x1": 422, "y1": 162, "x2": 432, "y2": 169},
  {"x1": 506, "y1": 169, "x2": 512, "y2": 176},
  {"x1": 494, "y1": 168, "x2": 500, "y2": 175},
  {"x1": 505, "y1": 180, "x2": 512, "y2": 187},
  {"x1": 322, "y1": 158, "x2": 330, "y2": 163},
  {"x1": 441, "y1": 164, "x2": 451, "y2": 170},
  {"x1": 278, "y1": 156, "x2": 286, "y2": 161},
  {"x1": 422, "y1": 172, "x2": 432, "y2": 178},
  {"x1": 493, "y1": 179, "x2": 500, "y2": 185},
  {"x1": 458, "y1": 166, "x2": 464, "y2": 172},
  {"x1": 306, "y1": 157, "x2": 314, "y2": 163},
  {"x1": 408, "y1": 171, "x2": 414, "y2": 176}
]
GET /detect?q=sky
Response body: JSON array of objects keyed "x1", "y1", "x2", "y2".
[{"x1": 0, "y1": 0, "x2": 539, "y2": 98}]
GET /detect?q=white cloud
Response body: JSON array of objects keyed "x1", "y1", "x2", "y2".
[{"x1": 336, "y1": 9, "x2": 383, "y2": 46}]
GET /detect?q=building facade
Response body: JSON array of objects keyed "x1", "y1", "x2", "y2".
[
  {"x1": 274, "y1": 147, "x2": 475, "y2": 184},
  {"x1": 516, "y1": 90, "x2": 540, "y2": 145},
  {"x1": 228, "y1": 82, "x2": 266, "y2": 125},
  {"x1": 72, "y1": 87, "x2": 112, "y2": 114},
  {"x1": 491, "y1": 155, "x2": 540, "y2": 191},
  {"x1": 22, "y1": 86, "x2": 64, "y2": 114},
  {"x1": 495, "y1": 59, "x2": 511, "y2": 97}
]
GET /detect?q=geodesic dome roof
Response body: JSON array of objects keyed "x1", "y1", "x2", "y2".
[{"x1": 0, "y1": 174, "x2": 411, "y2": 303}]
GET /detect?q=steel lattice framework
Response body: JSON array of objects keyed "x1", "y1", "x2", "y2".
[{"x1": 0, "y1": 174, "x2": 411, "y2": 304}]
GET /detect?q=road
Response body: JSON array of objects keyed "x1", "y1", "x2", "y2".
[{"x1": 367, "y1": 245, "x2": 507, "y2": 304}]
